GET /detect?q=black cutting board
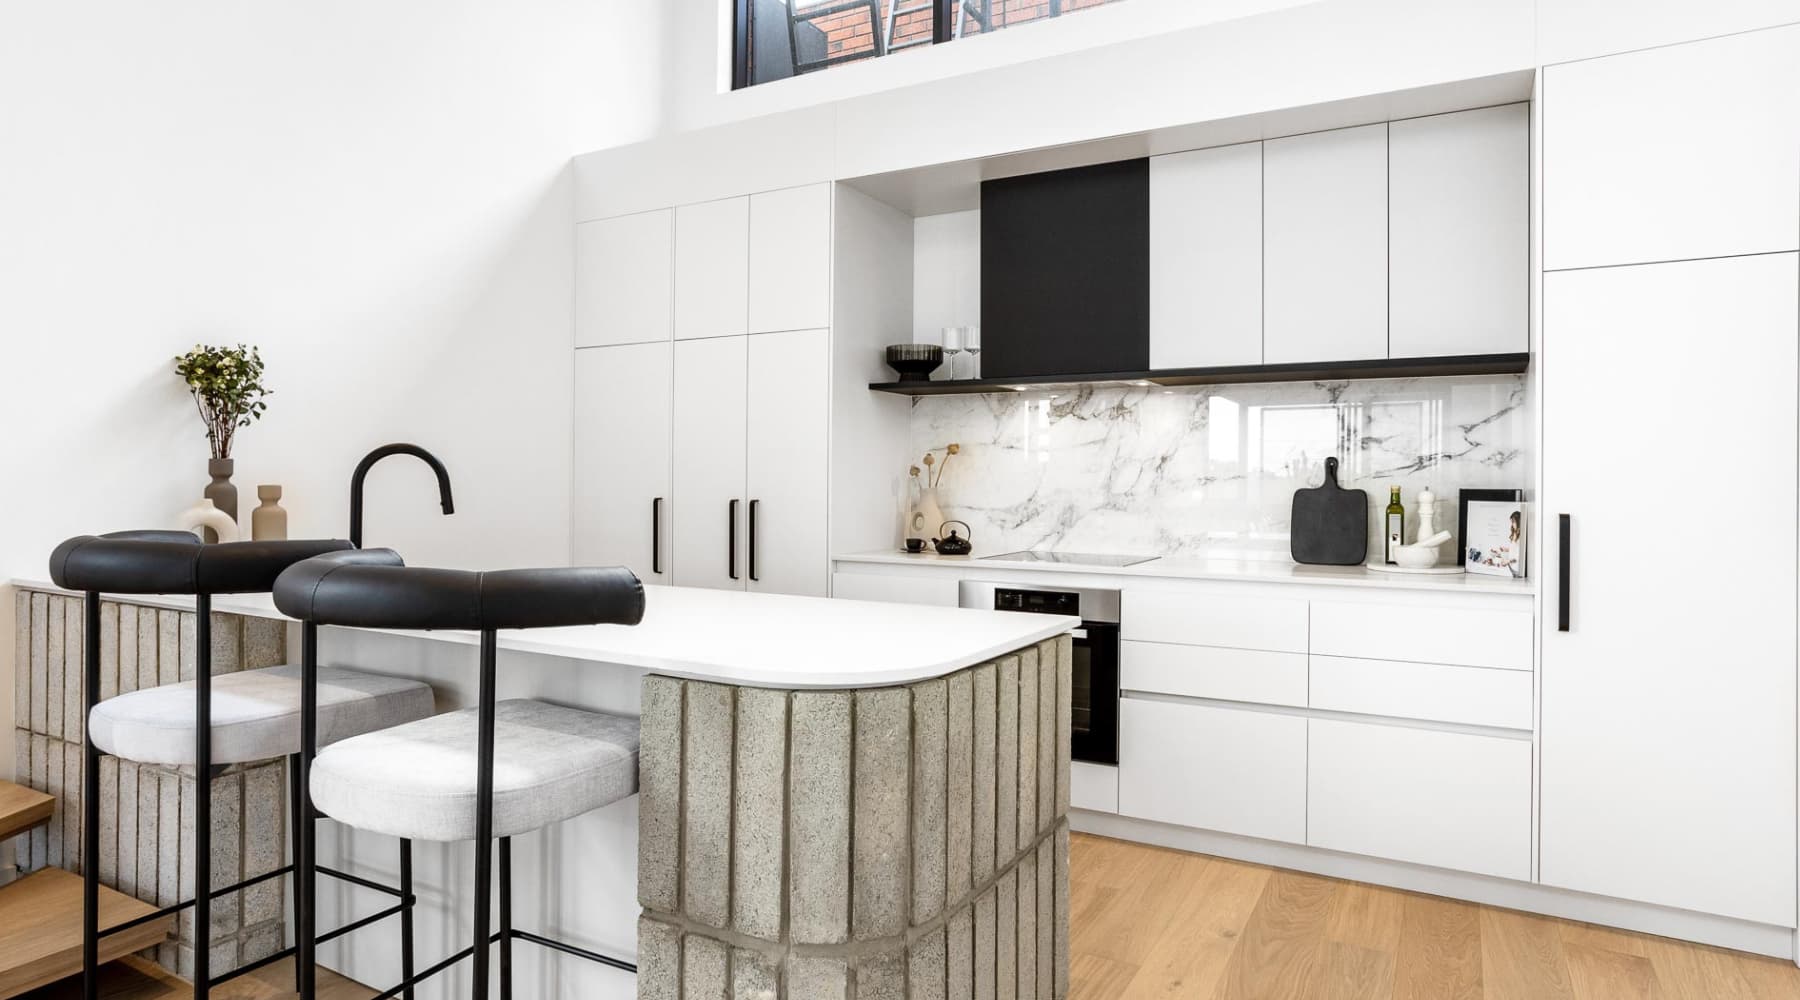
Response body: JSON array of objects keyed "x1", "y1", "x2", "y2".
[{"x1": 1291, "y1": 457, "x2": 1368, "y2": 566}]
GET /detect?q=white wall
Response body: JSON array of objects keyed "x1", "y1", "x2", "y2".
[
  {"x1": 661, "y1": 0, "x2": 1323, "y2": 132},
  {"x1": 0, "y1": 0, "x2": 665, "y2": 798}
]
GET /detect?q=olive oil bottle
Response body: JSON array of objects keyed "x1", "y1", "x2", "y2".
[{"x1": 1384, "y1": 486, "x2": 1405, "y2": 565}]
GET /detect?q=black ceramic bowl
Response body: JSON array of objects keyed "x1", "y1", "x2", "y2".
[{"x1": 885, "y1": 344, "x2": 944, "y2": 383}]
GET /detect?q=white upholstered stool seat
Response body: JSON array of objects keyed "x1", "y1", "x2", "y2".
[
  {"x1": 89, "y1": 664, "x2": 435, "y2": 766},
  {"x1": 308, "y1": 699, "x2": 639, "y2": 843}
]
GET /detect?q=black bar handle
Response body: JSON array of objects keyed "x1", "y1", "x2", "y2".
[
  {"x1": 728, "y1": 499, "x2": 740, "y2": 581},
  {"x1": 1558, "y1": 513, "x2": 1571, "y2": 632},
  {"x1": 652, "y1": 497, "x2": 664, "y2": 576},
  {"x1": 749, "y1": 500, "x2": 760, "y2": 582}
]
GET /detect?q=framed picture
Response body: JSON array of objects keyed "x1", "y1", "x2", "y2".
[
  {"x1": 1457, "y1": 489, "x2": 1523, "y2": 565},
  {"x1": 1462, "y1": 493, "x2": 1527, "y2": 578}
]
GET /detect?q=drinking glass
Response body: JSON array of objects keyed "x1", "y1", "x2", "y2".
[
  {"x1": 964, "y1": 326, "x2": 981, "y2": 380},
  {"x1": 941, "y1": 326, "x2": 965, "y2": 380}
]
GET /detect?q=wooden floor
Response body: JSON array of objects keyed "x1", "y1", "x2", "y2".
[
  {"x1": 1069, "y1": 833, "x2": 1800, "y2": 1000},
  {"x1": 20, "y1": 957, "x2": 373, "y2": 1000}
]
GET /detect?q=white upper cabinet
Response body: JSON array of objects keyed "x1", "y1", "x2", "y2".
[
  {"x1": 747, "y1": 329, "x2": 830, "y2": 597},
  {"x1": 675, "y1": 197, "x2": 750, "y2": 340},
  {"x1": 576, "y1": 209, "x2": 674, "y2": 348},
  {"x1": 749, "y1": 184, "x2": 833, "y2": 333},
  {"x1": 1150, "y1": 142, "x2": 1263, "y2": 368},
  {"x1": 1263, "y1": 123, "x2": 1388, "y2": 364},
  {"x1": 573, "y1": 342, "x2": 672, "y2": 584},
  {"x1": 1389, "y1": 104, "x2": 1529, "y2": 357},
  {"x1": 1544, "y1": 25, "x2": 1800, "y2": 270}
]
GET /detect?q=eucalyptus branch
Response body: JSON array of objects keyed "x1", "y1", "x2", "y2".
[{"x1": 174, "y1": 344, "x2": 272, "y2": 460}]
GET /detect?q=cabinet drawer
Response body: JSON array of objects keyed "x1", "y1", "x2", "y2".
[
  {"x1": 1308, "y1": 719, "x2": 1530, "y2": 880},
  {"x1": 831, "y1": 572, "x2": 959, "y2": 608},
  {"x1": 1310, "y1": 600, "x2": 1531, "y2": 670},
  {"x1": 1123, "y1": 589, "x2": 1307, "y2": 653},
  {"x1": 1310, "y1": 656, "x2": 1531, "y2": 729},
  {"x1": 1071, "y1": 762, "x2": 1118, "y2": 814},
  {"x1": 1119, "y1": 698, "x2": 1305, "y2": 844},
  {"x1": 1122, "y1": 641, "x2": 1306, "y2": 708}
]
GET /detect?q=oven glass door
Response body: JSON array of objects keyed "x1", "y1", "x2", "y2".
[{"x1": 1069, "y1": 622, "x2": 1119, "y2": 766}]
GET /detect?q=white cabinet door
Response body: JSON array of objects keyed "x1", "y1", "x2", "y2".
[
  {"x1": 572, "y1": 343, "x2": 672, "y2": 583},
  {"x1": 1308, "y1": 720, "x2": 1531, "y2": 880},
  {"x1": 1540, "y1": 254, "x2": 1798, "y2": 926},
  {"x1": 1150, "y1": 142, "x2": 1263, "y2": 368},
  {"x1": 1544, "y1": 25, "x2": 1800, "y2": 270},
  {"x1": 672, "y1": 336, "x2": 748, "y2": 591},
  {"x1": 749, "y1": 184, "x2": 832, "y2": 334},
  {"x1": 1118, "y1": 698, "x2": 1306, "y2": 844},
  {"x1": 1389, "y1": 104, "x2": 1529, "y2": 357},
  {"x1": 747, "y1": 329, "x2": 830, "y2": 597},
  {"x1": 675, "y1": 197, "x2": 749, "y2": 341},
  {"x1": 575, "y1": 210, "x2": 673, "y2": 348},
  {"x1": 1263, "y1": 123, "x2": 1388, "y2": 364}
]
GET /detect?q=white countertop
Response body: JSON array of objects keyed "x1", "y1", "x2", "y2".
[
  {"x1": 832, "y1": 550, "x2": 1537, "y2": 595},
  {"x1": 10, "y1": 579, "x2": 1075, "y2": 690}
]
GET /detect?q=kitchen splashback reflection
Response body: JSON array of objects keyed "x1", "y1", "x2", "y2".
[{"x1": 910, "y1": 375, "x2": 1530, "y2": 561}]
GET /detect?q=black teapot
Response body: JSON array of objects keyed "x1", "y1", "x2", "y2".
[{"x1": 933, "y1": 520, "x2": 973, "y2": 556}]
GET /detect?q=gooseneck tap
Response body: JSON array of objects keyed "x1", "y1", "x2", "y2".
[{"x1": 349, "y1": 443, "x2": 455, "y2": 548}]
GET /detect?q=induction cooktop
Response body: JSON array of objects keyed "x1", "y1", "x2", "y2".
[{"x1": 983, "y1": 550, "x2": 1160, "y2": 568}]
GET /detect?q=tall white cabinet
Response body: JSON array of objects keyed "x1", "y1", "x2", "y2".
[
  {"x1": 575, "y1": 183, "x2": 908, "y2": 599},
  {"x1": 1540, "y1": 24, "x2": 1800, "y2": 929},
  {"x1": 572, "y1": 341, "x2": 671, "y2": 583}
]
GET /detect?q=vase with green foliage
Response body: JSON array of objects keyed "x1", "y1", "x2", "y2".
[{"x1": 174, "y1": 344, "x2": 272, "y2": 541}]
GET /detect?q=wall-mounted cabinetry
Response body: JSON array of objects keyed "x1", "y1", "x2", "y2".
[
  {"x1": 574, "y1": 183, "x2": 910, "y2": 598},
  {"x1": 883, "y1": 102, "x2": 1530, "y2": 396},
  {"x1": 1155, "y1": 103, "x2": 1529, "y2": 369},
  {"x1": 1539, "y1": 23, "x2": 1800, "y2": 930}
]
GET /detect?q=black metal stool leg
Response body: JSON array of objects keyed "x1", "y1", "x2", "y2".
[
  {"x1": 299, "y1": 623, "x2": 320, "y2": 1000},
  {"x1": 400, "y1": 839, "x2": 416, "y2": 1000},
  {"x1": 498, "y1": 838, "x2": 513, "y2": 1000},
  {"x1": 471, "y1": 629, "x2": 498, "y2": 1000},
  {"x1": 194, "y1": 595, "x2": 214, "y2": 999},
  {"x1": 81, "y1": 593, "x2": 101, "y2": 1000},
  {"x1": 288, "y1": 753, "x2": 306, "y2": 993}
]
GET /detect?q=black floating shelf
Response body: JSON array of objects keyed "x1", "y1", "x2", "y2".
[{"x1": 870, "y1": 353, "x2": 1531, "y2": 396}]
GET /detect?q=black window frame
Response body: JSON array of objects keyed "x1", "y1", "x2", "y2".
[{"x1": 736, "y1": 1, "x2": 1077, "y2": 90}]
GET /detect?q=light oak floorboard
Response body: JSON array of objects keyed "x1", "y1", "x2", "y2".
[
  {"x1": 21, "y1": 956, "x2": 373, "y2": 1000},
  {"x1": 1070, "y1": 833, "x2": 1798, "y2": 1000}
]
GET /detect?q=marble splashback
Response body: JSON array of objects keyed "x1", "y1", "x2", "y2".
[{"x1": 910, "y1": 375, "x2": 1530, "y2": 563}]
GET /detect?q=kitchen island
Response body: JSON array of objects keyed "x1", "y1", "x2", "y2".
[{"x1": 9, "y1": 580, "x2": 1076, "y2": 1000}]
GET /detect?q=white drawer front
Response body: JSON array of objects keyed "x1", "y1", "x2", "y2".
[
  {"x1": 1070, "y1": 761, "x2": 1118, "y2": 814},
  {"x1": 1119, "y1": 698, "x2": 1306, "y2": 844},
  {"x1": 1310, "y1": 656, "x2": 1532, "y2": 730},
  {"x1": 830, "y1": 572, "x2": 960, "y2": 608},
  {"x1": 1123, "y1": 588, "x2": 1307, "y2": 652},
  {"x1": 1310, "y1": 600, "x2": 1532, "y2": 671},
  {"x1": 1308, "y1": 719, "x2": 1531, "y2": 880},
  {"x1": 1122, "y1": 641, "x2": 1306, "y2": 708}
]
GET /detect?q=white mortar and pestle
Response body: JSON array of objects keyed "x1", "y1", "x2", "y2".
[{"x1": 1393, "y1": 529, "x2": 1453, "y2": 568}]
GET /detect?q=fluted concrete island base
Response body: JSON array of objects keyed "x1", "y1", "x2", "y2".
[{"x1": 638, "y1": 635, "x2": 1073, "y2": 1000}]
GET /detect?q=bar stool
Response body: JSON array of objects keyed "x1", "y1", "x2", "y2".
[
  {"x1": 47, "y1": 532, "x2": 436, "y2": 1000},
  {"x1": 272, "y1": 551, "x2": 646, "y2": 1000}
]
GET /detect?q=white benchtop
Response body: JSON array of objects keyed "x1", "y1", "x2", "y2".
[
  {"x1": 833, "y1": 550, "x2": 1537, "y2": 596},
  {"x1": 10, "y1": 579, "x2": 1074, "y2": 690}
]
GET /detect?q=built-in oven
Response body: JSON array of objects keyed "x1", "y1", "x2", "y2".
[{"x1": 959, "y1": 582, "x2": 1120, "y2": 766}]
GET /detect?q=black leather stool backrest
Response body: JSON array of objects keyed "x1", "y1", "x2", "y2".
[
  {"x1": 49, "y1": 531, "x2": 354, "y2": 594},
  {"x1": 273, "y1": 549, "x2": 646, "y2": 631}
]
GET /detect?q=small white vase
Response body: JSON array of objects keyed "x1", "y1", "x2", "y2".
[
  {"x1": 178, "y1": 498, "x2": 239, "y2": 543},
  {"x1": 907, "y1": 487, "x2": 948, "y2": 541}
]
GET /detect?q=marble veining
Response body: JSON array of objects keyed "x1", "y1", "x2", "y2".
[{"x1": 910, "y1": 375, "x2": 1530, "y2": 562}]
